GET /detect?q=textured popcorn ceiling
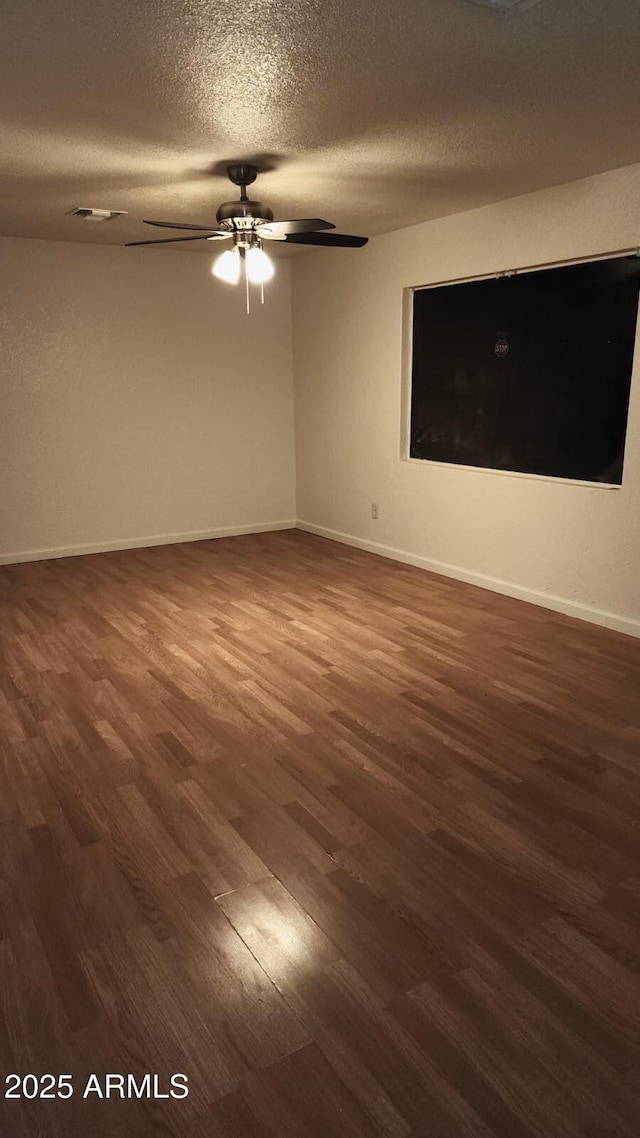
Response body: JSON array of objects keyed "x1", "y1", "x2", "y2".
[{"x1": 0, "y1": 0, "x2": 639, "y2": 254}]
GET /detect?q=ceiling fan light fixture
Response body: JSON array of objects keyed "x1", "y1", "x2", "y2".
[
  {"x1": 127, "y1": 165, "x2": 367, "y2": 313},
  {"x1": 212, "y1": 247, "x2": 241, "y2": 284},
  {"x1": 245, "y1": 246, "x2": 274, "y2": 284}
]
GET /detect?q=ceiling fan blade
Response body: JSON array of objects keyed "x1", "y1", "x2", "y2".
[
  {"x1": 125, "y1": 234, "x2": 228, "y2": 247},
  {"x1": 283, "y1": 232, "x2": 368, "y2": 248},
  {"x1": 143, "y1": 219, "x2": 222, "y2": 231},
  {"x1": 259, "y1": 218, "x2": 335, "y2": 239}
]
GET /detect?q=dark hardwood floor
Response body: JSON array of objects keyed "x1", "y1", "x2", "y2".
[{"x1": 0, "y1": 529, "x2": 639, "y2": 1137}]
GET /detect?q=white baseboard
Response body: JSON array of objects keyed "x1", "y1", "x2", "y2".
[
  {"x1": 0, "y1": 520, "x2": 297, "y2": 567},
  {"x1": 296, "y1": 520, "x2": 640, "y2": 640}
]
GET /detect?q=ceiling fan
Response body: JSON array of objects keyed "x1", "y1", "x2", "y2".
[
  {"x1": 127, "y1": 161, "x2": 366, "y2": 266},
  {"x1": 126, "y1": 164, "x2": 367, "y2": 310}
]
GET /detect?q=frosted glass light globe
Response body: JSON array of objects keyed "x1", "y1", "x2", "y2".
[
  {"x1": 212, "y1": 249, "x2": 241, "y2": 284},
  {"x1": 246, "y1": 246, "x2": 274, "y2": 284}
]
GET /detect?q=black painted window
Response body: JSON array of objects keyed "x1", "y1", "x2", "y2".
[{"x1": 410, "y1": 256, "x2": 640, "y2": 483}]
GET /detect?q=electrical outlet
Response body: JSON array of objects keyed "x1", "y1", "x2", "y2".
[{"x1": 371, "y1": 503, "x2": 379, "y2": 520}]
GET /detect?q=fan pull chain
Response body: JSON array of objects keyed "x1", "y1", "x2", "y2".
[{"x1": 245, "y1": 261, "x2": 250, "y2": 315}]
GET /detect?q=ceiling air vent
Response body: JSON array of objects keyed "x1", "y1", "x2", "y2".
[
  {"x1": 462, "y1": 0, "x2": 545, "y2": 13},
  {"x1": 68, "y1": 207, "x2": 127, "y2": 221}
]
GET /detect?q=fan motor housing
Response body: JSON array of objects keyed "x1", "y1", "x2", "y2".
[{"x1": 216, "y1": 199, "x2": 274, "y2": 230}]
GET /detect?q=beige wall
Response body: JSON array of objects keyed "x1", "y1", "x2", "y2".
[
  {"x1": 3, "y1": 168, "x2": 639, "y2": 636},
  {"x1": 0, "y1": 236, "x2": 296, "y2": 561},
  {"x1": 293, "y1": 164, "x2": 640, "y2": 636}
]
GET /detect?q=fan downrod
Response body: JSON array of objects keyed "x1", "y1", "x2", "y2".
[{"x1": 216, "y1": 164, "x2": 273, "y2": 226}]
